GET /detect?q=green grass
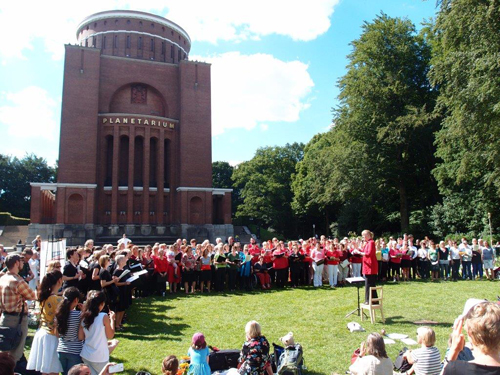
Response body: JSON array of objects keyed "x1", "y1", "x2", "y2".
[{"x1": 104, "y1": 279, "x2": 499, "y2": 375}]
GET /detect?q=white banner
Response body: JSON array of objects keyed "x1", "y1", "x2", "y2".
[{"x1": 39, "y1": 239, "x2": 66, "y2": 280}]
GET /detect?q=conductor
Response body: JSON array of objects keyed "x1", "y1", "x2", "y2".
[{"x1": 360, "y1": 230, "x2": 378, "y2": 304}]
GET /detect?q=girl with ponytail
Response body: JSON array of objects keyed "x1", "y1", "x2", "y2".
[
  {"x1": 27, "y1": 271, "x2": 64, "y2": 375},
  {"x1": 56, "y1": 287, "x2": 83, "y2": 375},
  {"x1": 78, "y1": 290, "x2": 116, "y2": 375}
]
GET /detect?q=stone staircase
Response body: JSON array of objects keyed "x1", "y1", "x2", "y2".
[
  {"x1": 0, "y1": 225, "x2": 29, "y2": 249},
  {"x1": 234, "y1": 226, "x2": 255, "y2": 245}
]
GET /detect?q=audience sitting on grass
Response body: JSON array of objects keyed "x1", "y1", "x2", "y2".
[
  {"x1": 403, "y1": 326, "x2": 442, "y2": 375},
  {"x1": 349, "y1": 332, "x2": 393, "y2": 375}
]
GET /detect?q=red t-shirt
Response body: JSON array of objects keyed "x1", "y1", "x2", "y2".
[
  {"x1": 389, "y1": 249, "x2": 402, "y2": 264},
  {"x1": 350, "y1": 249, "x2": 363, "y2": 264},
  {"x1": 154, "y1": 257, "x2": 169, "y2": 273},
  {"x1": 273, "y1": 249, "x2": 289, "y2": 269},
  {"x1": 325, "y1": 249, "x2": 341, "y2": 265}
]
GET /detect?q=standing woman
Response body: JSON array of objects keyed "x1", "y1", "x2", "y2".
[
  {"x1": 27, "y1": 271, "x2": 64, "y2": 375},
  {"x1": 199, "y1": 247, "x2": 212, "y2": 293},
  {"x1": 482, "y1": 241, "x2": 495, "y2": 280},
  {"x1": 56, "y1": 287, "x2": 84, "y2": 375},
  {"x1": 213, "y1": 244, "x2": 227, "y2": 292},
  {"x1": 360, "y1": 230, "x2": 378, "y2": 304},
  {"x1": 79, "y1": 290, "x2": 116, "y2": 375},
  {"x1": 388, "y1": 242, "x2": 401, "y2": 282},
  {"x1": 181, "y1": 247, "x2": 197, "y2": 294},
  {"x1": 311, "y1": 244, "x2": 325, "y2": 288},
  {"x1": 28, "y1": 251, "x2": 40, "y2": 292},
  {"x1": 400, "y1": 243, "x2": 412, "y2": 282},
  {"x1": 438, "y1": 241, "x2": 450, "y2": 281},
  {"x1": 428, "y1": 241, "x2": 440, "y2": 281}
]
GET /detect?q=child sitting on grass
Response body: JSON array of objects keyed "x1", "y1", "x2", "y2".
[{"x1": 187, "y1": 333, "x2": 211, "y2": 375}]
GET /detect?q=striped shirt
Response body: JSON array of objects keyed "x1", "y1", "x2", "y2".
[
  {"x1": 57, "y1": 310, "x2": 83, "y2": 355},
  {"x1": 411, "y1": 346, "x2": 442, "y2": 375}
]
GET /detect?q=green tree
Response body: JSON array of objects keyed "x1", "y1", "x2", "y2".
[
  {"x1": 212, "y1": 161, "x2": 241, "y2": 216},
  {"x1": 332, "y1": 13, "x2": 439, "y2": 233},
  {"x1": 0, "y1": 154, "x2": 56, "y2": 218},
  {"x1": 429, "y1": 0, "x2": 500, "y2": 235},
  {"x1": 233, "y1": 143, "x2": 304, "y2": 238}
]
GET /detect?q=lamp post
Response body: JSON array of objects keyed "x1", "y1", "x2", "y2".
[
  {"x1": 313, "y1": 224, "x2": 316, "y2": 239},
  {"x1": 488, "y1": 212, "x2": 493, "y2": 246}
]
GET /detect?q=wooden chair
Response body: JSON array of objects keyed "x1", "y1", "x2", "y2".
[{"x1": 360, "y1": 286, "x2": 384, "y2": 324}]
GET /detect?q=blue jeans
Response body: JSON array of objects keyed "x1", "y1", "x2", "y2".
[
  {"x1": 58, "y1": 352, "x2": 82, "y2": 375},
  {"x1": 472, "y1": 263, "x2": 483, "y2": 279},
  {"x1": 462, "y1": 261, "x2": 472, "y2": 280}
]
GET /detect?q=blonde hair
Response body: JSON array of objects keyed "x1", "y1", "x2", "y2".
[
  {"x1": 98, "y1": 255, "x2": 110, "y2": 268},
  {"x1": 362, "y1": 230, "x2": 373, "y2": 239},
  {"x1": 417, "y1": 326, "x2": 436, "y2": 347},
  {"x1": 47, "y1": 260, "x2": 61, "y2": 272},
  {"x1": 245, "y1": 320, "x2": 262, "y2": 339},
  {"x1": 465, "y1": 302, "x2": 500, "y2": 354}
]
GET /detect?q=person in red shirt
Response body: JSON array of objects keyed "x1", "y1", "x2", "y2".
[
  {"x1": 325, "y1": 243, "x2": 342, "y2": 288},
  {"x1": 272, "y1": 244, "x2": 289, "y2": 288},
  {"x1": 154, "y1": 249, "x2": 169, "y2": 295},
  {"x1": 361, "y1": 230, "x2": 378, "y2": 304},
  {"x1": 389, "y1": 243, "x2": 402, "y2": 282}
]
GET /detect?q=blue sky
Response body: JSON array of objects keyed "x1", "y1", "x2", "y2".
[{"x1": 0, "y1": 0, "x2": 437, "y2": 167}]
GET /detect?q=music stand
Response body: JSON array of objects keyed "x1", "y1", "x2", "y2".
[{"x1": 345, "y1": 276, "x2": 367, "y2": 318}]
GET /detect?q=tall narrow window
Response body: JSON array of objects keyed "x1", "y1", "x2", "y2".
[
  {"x1": 103, "y1": 36, "x2": 107, "y2": 49},
  {"x1": 126, "y1": 35, "x2": 131, "y2": 48},
  {"x1": 114, "y1": 35, "x2": 118, "y2": 48},
  {"x1": 118, "y1": 136, "x2": 129, "y2": 186},
  {"x1": 178, "y1": 48, "x2": 181, "y2": 61},
  {"x1": 170, "y1": 45, "x2": 174, "y2": 58},
  {"x1": 161, "y1": 42, "x2": 165, "y2": 55},
  {"x1": 150, "y1": 38, "x2": 154, "y2": 52},
  {"x1": 138, "y1": 37, "x2": 142, "y2": 50},
  {"x1": 150, "y1": 138, "x2": 158, "y2": 187},
  {"x1": 92, "y1": 36, "x2": 96, "y2": 47}
]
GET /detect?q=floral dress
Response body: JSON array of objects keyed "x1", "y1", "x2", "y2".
[{"x1": 238, "y1": 336, "x2": 270, "y2": 375}]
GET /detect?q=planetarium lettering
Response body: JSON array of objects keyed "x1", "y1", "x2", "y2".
[{"x1": 101, "y1": 116, "x2": 175, "y2": 129}]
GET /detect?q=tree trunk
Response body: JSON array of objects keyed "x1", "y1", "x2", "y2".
[
  {"x1": 325, "y1": 210, "x2": 330, "y2": 237},
  {"x1": 399, "y1": 180, "x2": 409, "y2": 233}
]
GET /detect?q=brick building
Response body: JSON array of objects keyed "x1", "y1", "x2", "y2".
[{"x1": 29, "y1": 10, "x2": 233, "y2": 245}]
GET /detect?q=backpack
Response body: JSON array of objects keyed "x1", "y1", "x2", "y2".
[
  {"x1": 277, "y1": 344, "x2": 304, "y2": 375},
  {"x1": 394, "y1": 347, "x2": 412, "y2": 373}
]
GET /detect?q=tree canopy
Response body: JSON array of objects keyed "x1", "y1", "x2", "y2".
[{"x1": 0, "y1": 154, "x2": 56, "y2": 218}]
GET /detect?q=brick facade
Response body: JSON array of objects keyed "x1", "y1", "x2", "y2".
[{"x1": 29, "y1": 10, "x2": 232, "y2": 244}]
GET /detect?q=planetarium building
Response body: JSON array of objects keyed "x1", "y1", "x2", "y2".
[{"x1": 29, "y1": 10, "x2": 233, "y2": 245}]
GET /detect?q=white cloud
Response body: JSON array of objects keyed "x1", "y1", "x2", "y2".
[
  {"x1": 260, "y1": 124, "x2": 269, "y2": 131},
  {"x1": 0, "y1": 0, "x2": 338, "y2": 61},
  {"x1": 192, "y1": 52, "x2": 314, "y2": 136},
  {"x1": 167, "y1": 0, "x2": 339, "y2": 43},
  {"x1": 0, "y1": 86, "x2": 59, "y2": 140}
]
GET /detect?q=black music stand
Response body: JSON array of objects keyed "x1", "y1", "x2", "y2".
[{"x1": 345, "y1": 276, "x2": 368, "y2": 318}]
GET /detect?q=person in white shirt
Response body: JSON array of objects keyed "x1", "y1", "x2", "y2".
[
  {"x1": 349, "y1": 333, "x2": 393, "y2": 375},
  {"x1": 458, "y1": 238, "x2": 472, "y2": 280},
  {"x1": 117, "y1": 234, "x2": 131, "y2": 247}
]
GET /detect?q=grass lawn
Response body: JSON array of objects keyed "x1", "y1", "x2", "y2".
[{"x1": 100, "y1": 279, "x2": 499, "y2": 375}]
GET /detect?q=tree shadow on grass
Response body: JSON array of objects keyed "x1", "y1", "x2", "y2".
[{"x1": 383, "y1": 315, "x2": 451, "y2": 328}]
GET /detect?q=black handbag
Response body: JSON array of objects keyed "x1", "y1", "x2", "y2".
[{"x1": 0, "y1": 304, "x2": 24, "y2": 351}]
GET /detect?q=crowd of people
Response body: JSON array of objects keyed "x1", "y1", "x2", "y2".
[{"x1": 0, "y1": 231, "x2": 498, "y2": 375}]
